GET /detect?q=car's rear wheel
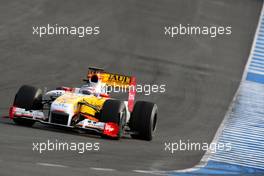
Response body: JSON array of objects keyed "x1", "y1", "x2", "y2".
[
  {"x1": 129, "y1": 101, "x2": 158, "y2": 141},
  {"x1": 99, "y1": 99, "x2": 126, "y2": 139},
  {"x1": 13, "y1": 85, "x2": 43, "y2": 126}
]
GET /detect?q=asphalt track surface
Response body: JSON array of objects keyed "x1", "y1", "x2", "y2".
[{"x1": 0, "y1": 0, "x2": 262, "y2": 175}]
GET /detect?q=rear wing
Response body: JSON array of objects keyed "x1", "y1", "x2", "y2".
[{"x1": 86, "y1": 67, "x2": 136, "y2": 112}]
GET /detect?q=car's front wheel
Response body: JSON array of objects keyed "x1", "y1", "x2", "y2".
[
  {"x1": 12, "y1": 85, "x2": 43, "y2": 126},
  {"x1": 99, "y1": 99, "x2": 126, "y2": 139}
]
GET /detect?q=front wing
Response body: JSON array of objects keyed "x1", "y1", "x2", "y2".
[{"x1": 9, "y1": 106, "x2": 120, "y2": 138}]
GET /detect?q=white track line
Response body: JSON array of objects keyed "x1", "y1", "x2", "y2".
[
  {"x1": 90, "y1": 167, "x2": 116, "y2": 171},
  {"x1": 36, "y1": 162, "x2": 68, "y2": 168},
  {"x1": 133, "y1": 170, "x2": 168, "y2": 175}
]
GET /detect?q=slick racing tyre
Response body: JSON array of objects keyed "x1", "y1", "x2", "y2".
[
  {"x1": 129, "y1": 101, "x2": 158, "y2": 141},
  {"x1": 100, "y1": 99, "x2": 126, "y2": 139},
  {"x1": 13, "y1": 85, "x2": 43, "y2": 126}
]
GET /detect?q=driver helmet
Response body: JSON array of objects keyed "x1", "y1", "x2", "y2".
[{"x1": 80, "y1": 74, "x2": 107, "y2": 95}]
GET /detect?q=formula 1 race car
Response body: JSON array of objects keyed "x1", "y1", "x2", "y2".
[{"x1": 9, "y1": 67, "x2": 158, "y2": 140}]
